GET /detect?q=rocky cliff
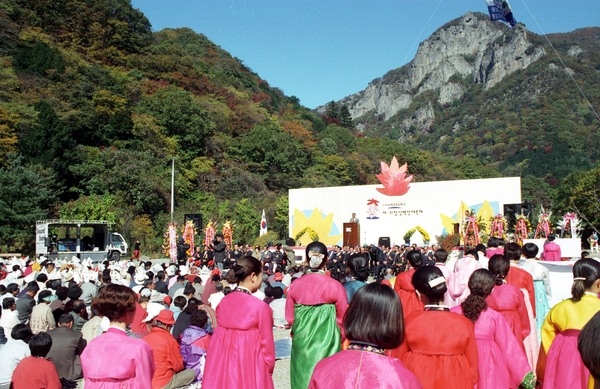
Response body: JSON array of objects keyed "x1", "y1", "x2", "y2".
[{"x1": 321, "y1": 12, "x2": 546, "y2": 128}]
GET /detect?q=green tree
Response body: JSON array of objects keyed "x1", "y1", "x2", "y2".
[
  {"x1": 136, "y1": 86, "x2": 216, "y2": 161},
  {"x1": 58, "y1": 194, "x2": 117, "y2": 222},
  {"x1": 339, "y1": 105, "x2": 354, "y2": 129},
  {"x1": 325, "y1": 101, "x2": 340, "y2": 122},
  {"x1": 19, "y1": 100, "x2": 75, "y2": 191},
  {"x1": 233, "y1": 198, "x2": 259, "y2": 244},
  {"x1": 14, "y1": 40, "x2": 65, "y2": 76},
  {"x1": 273, "y1": 194, "x2": 289, "y2": 240},
  {"x1": 318, "y1": 124, "x2": 356, "y2": 154},
  {"x1": 0, "y1": 155, "x2": 57, "y2": 252},
  {"x1": 69, "y1": 146, "x2": 168, "y2": 217},
  {"x1": 554, "y1": 166, "x2": 600, "y2": 230},
  {"x1": 237, "y1": 121, "x2": 310, "y2": 190}
]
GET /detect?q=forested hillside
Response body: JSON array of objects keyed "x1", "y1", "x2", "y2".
[{"x1": 0, "y1": 1, "x2": 597, "y2": 255}]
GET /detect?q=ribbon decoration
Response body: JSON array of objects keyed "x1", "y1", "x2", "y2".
[
  {"x1": 222, "y1": 221, "x2": 234, "y2": 247},
  {"x1": 463, "y1": 211, "x2": 480, "y2": 249},
  {"x1": 183, "y1": 220, "x2": 195, "y2": 257},
  {"x1": 168, "y1": 223, "x2": 177, "y2": 262},
  {"x1": 534, "y1": 213, "x2": 551, "y2": 239},
  {"x1": 514, "y1": 216, "x2": 529, "y2": 245},
  {"x1": 204, "y1": 221, "x2": 215, "y2": 247},
  {"x1": 561, "y1": 212, "x2": 578, "y2": 238},
  {"x1": 490, "y1": 214, "x2": 506, "y2": 239}
]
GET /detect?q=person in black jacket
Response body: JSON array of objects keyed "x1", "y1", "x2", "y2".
[
  {"x1": 211, "y1": 234, "x2": 227, "y2": 271},
  {"x1": 176, "y1": 238, "x2": 190, "y2": 266}
]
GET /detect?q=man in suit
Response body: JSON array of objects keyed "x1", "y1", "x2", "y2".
[
  {"x1": 16, "y1": 281, "x2": 38, "y2": 324},
  {"x1": 47, "y1": 313, "x2": 87, "y2": 386}
]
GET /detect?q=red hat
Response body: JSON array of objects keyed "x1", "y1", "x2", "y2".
[
  {"x1": 163, "y1": 296, "x2": 172, "y2": 305},
  {"x1": 274, "y1": 272, "x2": 283, "y2": 281},
  {"x1": 155, "y1": 309, "x2": 175, "y2": 325},
  {"x1": 211, "y1": 268, "x2": 221, "y2": 276}
]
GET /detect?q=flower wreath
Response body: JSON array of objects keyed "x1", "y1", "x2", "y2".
[
  {"x1": 295, "y1": 227, "x2": 319, "y2": 243},
  {"x1": 403, "y1": 226, "x2": 431, "y2": 242}
]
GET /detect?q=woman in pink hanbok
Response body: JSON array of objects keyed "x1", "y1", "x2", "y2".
[
  {"x1": 486, "y1": 255, "x2": 531, "y2": 349},
  {"x1": 286, "y1": 242, "x2": 347, "y2": 389},
  {"x1": 309, "y1": 283, "x2": 421, "y2": 389},
  {"x1": 447, "y1": 249, "x2": 483, "y2": 306},
  {"x1": 203, "y1": 256, "x2": 275, "y2": 389},
  {"x1": 81, "y1": 284, "x2": 155, "y2": 389},
  {"x1": 453, "y1": 269, "x2": 535, "y2": 389}
]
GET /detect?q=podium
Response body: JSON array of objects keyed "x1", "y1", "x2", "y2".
[{"x1": 343, "y1": 222, "x2": 360, "y2": 247}]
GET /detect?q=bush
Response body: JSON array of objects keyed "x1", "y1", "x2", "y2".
[{"x1": 436, "y1": 233, "x2": 461, "y2": 252}]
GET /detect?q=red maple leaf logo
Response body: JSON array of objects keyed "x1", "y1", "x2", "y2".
[{"x1": 375, "y1": 157, "x2": 413, "y2": 196}]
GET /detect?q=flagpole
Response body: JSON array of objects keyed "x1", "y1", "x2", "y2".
[{"x1": 170, "y1": 159, "x2": 174, "y2": 222}]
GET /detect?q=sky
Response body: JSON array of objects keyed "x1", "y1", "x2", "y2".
[{"x1": 130, "y1": 1, "x2": 599, "y2": 109}]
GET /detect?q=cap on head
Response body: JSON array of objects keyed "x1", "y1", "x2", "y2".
[{"x1": 155, "y1": 309, "x2": 175, "y2": 325}]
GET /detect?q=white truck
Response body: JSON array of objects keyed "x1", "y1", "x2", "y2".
[{"x1": 36, "y1": 220, "x2": 128, "y2": 262}]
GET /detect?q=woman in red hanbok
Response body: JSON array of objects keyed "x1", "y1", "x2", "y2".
[
  {"x1": 203, "y1": 256, "x2": 275, "y2": 389},
  {"x1": 393, "y1": 250, "x2": 425, "y2": 319},
  {"x1": 453, "y1": 269, "x2": 535, "y2": 389},
  {"x1": 309, "y1": 283, "x2": 421, "y2": 389},
  {"x1": 397, "y1": 266, "x2": 478, "y2": 389}
]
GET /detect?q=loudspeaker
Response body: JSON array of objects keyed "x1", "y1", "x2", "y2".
[
  {"x1": 503, "y1": 202, "x2": 531, "y2": 231},
  {"x1": 184, "y1": 214, "x2": 203, "y2": 232},
  {"x1": 378, "y1": 237, "x2": 391, "y2": 247}
]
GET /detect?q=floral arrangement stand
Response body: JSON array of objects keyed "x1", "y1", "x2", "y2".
[{"x1": 403, "y1": 226, "x2": 430, "y2": 246}]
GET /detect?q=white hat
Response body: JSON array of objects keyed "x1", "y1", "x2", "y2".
[
  {"x1": 23, "y1": 271, "x2": 37, "y2": 283},
  {"x1": 110, "y1": 269, "x2": 123, "y2": 284},
  {"x1": 9, "y1": 257, "x2": 22, "y2": 270},
  {"x1": 73, "y1": 270, "x2": 82, "y2": 284},
  {"x1": 140, "y1": 288, "x2": 152, "y2": 298},
  {"x1": 61, "y1": 268, "x2": 74, "y2": 282},
  {"x1": 166, "y1": 265, "x2": 177, "y2": 277},
  {"x1": 84, "y1": 270, "x2": 99, "y2": 283},
  {"x1": 179, "y1": 265, "x2": 189, "y2": 276},
  {"x1": 134, "y1": 269, "x2": 147, "y2": 284},
  {"x1": 142, "y1": 302, "x2": 164, "y2": 322}
]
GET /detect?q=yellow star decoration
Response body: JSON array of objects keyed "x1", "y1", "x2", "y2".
[
  {"x1": 292, "y1": 208, "x2": 342, "y2": 246},
  {"x1": 440, "y1": 201, "x2": 494, "y2": 235}
]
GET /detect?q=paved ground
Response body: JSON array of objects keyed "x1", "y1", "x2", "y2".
[{"x1": 273, "y1": 329, "x2": 292, "y2": 389}]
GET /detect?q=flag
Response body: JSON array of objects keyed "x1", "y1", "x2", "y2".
[{"x1": 260, "y1": 210, "x2": 268, "y2": 236}]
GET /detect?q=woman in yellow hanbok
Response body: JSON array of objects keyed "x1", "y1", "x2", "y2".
[{"x1": 537, "y1": 258, "x2": 600, "y2": 389}]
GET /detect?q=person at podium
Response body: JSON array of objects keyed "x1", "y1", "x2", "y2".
[{"x1": 349, "y1": 213, "x2": 359, "y2": 223}]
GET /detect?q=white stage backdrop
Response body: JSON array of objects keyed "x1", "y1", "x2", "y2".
[
  {"x1": 523, "y1": 238, "x2": 582, "y2": 259},
  {"x1": 289, "y1": 177, "x2": 521, "y2": 247}
]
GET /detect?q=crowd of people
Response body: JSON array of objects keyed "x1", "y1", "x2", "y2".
[{"x1": 0, "y1": 234, "x2": 600, "y2": 388}]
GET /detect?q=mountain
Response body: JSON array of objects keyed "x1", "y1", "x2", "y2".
[
  {"x1": 0, "y1": 1, "x2": 597, "y2": 254},
  {"x1": 318, "y1": 12, "x2": 600, "y2": 206}
]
